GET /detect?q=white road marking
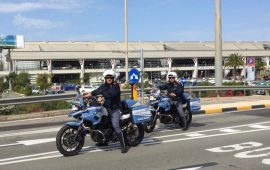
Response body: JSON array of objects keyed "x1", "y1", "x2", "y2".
[
  {"x1": 0, "y1": 143, "x2": 21, "y2": 148},
  {"x1": 206, "y1": 142, "x2": 263, "y2": 153},
  {"x1": 249, "y1": 125, "x2": 270, "y2": 129},
  {"x1": 159, "y1": 128, "x2": 270, "y2": 144},
  {"x1": 17, "y1": 138, "x2": 56, "y2": 146},
  {"x1": 1, "y1": 121, "x2": 270, "y2": 166},
  {"x1": 234, "y1": 147, "x2": 270, "y2": 158},
  {"x1": 177, "y1": 166, "x2": 202, "y2": 170},
  {"x1": 262, "y1": 158, "x2": 270, "y2": 165},
  {"x1": 219, "y1": 128, "x2": 241, "y2": 133},
  {"x1": 0, "y1": 127, "x2": 60, "y2": 138},
  {"x1": 159, "y1": 120, "x2": 270, "y2": 133},
  {"x1": 0, "y1": 149, "x2": 102, "y2": 166},
  {"x1": 185, "y1": 133, "x2": 205, "y2": 137}
]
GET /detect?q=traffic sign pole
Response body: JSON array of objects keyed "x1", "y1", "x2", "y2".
[
  {"x1": 140, "y1": 49, "x2": 144, "y2": 103},
  {"x1": 128, "y1": 68, "x2": 140, "y2": 100},
  {"x1": 131, "y1": 83, "x2": 134, "y2": 100}
]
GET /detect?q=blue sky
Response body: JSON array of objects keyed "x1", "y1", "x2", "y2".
[{"x1": 0, "y1": 0, "x2": 269, "y2": 41}]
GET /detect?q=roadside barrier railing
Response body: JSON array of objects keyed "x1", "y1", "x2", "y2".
[{"x1": 1, "y1": 86, "x2": 270, "y2": 106}]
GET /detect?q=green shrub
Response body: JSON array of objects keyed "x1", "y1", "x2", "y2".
[
  {"x1": 223, "y1": 81, "x2": 244, "y2": 86},
  {"x1": 197, "y1": 82, "x2": 212, "y2": 86}
]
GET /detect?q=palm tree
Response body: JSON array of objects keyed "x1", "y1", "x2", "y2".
[
  {"x1": 36, "y1": 73, "x2": 52, "y2": 93},
  {"x1": 255, "y1": 59, "x2": 266, "y2": 72},
  {"x1": 224, "y1": 53, "x2": 244, "y2": 80}
]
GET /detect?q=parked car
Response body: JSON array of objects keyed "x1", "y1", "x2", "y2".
[
  {"x1": 31, "y1": 86, "x2": 40, "y2": 94},
  {"x1": 79, "y1": 85, "x2": 97, "y2": 94},
  {"x1": 51, "y1": 84, "x2": 62, "y2": 90},
  {"x1": 61, "y1": 83, "x2": 76, "y2": 91},
  {"x1": 254, "y1": 81, "x2": 270, "y2": 95},
  {"x1": 46, "y1": 89, "x2": 65, "y2": 95}
]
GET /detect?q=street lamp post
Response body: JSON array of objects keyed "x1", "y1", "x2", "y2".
[
  {"x1": 124, "y1": 0, "x2": 129, "y2": 83},
  {"x1": 215, "y1": 0, "x2": 223, "y2": 86}
]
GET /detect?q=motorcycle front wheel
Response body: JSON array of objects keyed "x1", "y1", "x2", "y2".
[
  {"x1": 143, "y1": 117, "x2": 157, "y2": 133},
  {"x1": 124, "y1": 123, "x2": 144, "y2": 146},
  {"x1": 56, "y1": 125, "x2": 85, "y2": 156}
]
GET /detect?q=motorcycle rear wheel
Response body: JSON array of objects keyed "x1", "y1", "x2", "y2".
[{"x1": 56, "y1": 125, "x2": 85, "y2": 156}]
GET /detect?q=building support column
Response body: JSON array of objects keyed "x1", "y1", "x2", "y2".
[
  {"x1": 12, "y1": 60, "x2": 17, "y2": 73},
  {"x1": 240, "y1": 57, "x2": 246, "y2": 78},
  {"x1": 262, "y1": 56, "x2": 270, "y2": 68},
  {"x1": 192, "y1": 57, "x2": 198, "y2": 79},
  {"x1": 6, "y1": 49, "x2": 13, "y2": 90},
  {"x1": 46, "y1": 59, "x2": 52, "y2": 84},
  {"x1": 110, "y1": 59, "x2": 116, "y2": 71},
  {"x1": 167, "y1": 58, "x2": 172, "y2": 72},
  {"x1": 79, "y1": 59, "x2": 85, "y2": 84},
  {"x1": 8, "y1": 60, "x2": 13, "y2": 91}
]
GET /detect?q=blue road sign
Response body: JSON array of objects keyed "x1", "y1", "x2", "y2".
[{"x1": 128, "y1": 68, "x2": 140, "y2": 84}]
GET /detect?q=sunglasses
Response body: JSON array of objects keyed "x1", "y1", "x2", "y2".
[
  {"x1": 169, "y1": 77, "x2": 175, "y2": 79},
  {"x1": 105, "y1": 77, "x2": 113, "y2": 80}
]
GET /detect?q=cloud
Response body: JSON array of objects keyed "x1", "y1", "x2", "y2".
[
  {"x1": 13, "y1": 14, "x2": 67, "y2": 30},
  {"x1": 0, "y1": 0, "x2": 91, "y2": 13}
]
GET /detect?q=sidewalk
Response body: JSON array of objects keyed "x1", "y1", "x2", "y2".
[{"x1": 1, "y1": 95, "x2": 270, "y2": 122}]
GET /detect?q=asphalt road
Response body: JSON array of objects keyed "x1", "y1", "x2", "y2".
[{"x1": 0, "y1": 109, "x2": 270, "y2": 170}]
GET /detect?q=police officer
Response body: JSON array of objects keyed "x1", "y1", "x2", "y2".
[
  {"x1": 158, "y1": 72, "x2": 187, "y2": 130},
  {"x1": 83, "y1": 70, "x2": 128, "y2": 153}
]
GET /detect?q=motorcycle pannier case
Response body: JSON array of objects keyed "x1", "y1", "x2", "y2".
[{"x1": 131, "y1": 105, "x2": 152, "y2": 124}]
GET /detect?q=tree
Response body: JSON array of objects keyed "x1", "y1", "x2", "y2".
[
  {"x1": 0, "y1": 61, "x2": 3, "y2": 71},
  {"x1": 224, "y1": 53, "x2": 244, "y2": 80},
  {"x1": 255, "y1": 59, "x2": 266, "y2": 73},
  {"x1": 6, "y1": 72, "x2": 17, "y2": 90},
  {"x1": 15, "y1": 72, "x2": 32, "y2": 95},
  {"x1": 36, "y1": 73, "x2": 51, "y2": 92},
  {"x1": 0, "y1": 79, "x2": 8, "y2": 93}
]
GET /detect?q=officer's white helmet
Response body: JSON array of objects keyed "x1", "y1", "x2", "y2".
[
  {"x1": 103, "y1": 69, "x2": 115, "y2": 78},
  {"x1": 167, "y1": 72, "x2": 178, "y2": 80}
]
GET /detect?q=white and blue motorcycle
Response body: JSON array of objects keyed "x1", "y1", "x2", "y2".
[
  {"x1": 143, "y1": 88, "x2": 201, "y2": 132},
  {"x1": 56, "y1": 95, "x2": 152, "y2": 156}
]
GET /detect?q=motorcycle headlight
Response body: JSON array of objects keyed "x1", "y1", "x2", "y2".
[
  {"x1": 72, "y1": 105, "x2": 79, "y2": 111},
  {"x1": 149, "y1": 95, "x2": 155, "y2": 101}
]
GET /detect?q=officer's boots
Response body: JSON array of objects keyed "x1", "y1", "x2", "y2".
[
  {"x1": 180, "y1": 116, "x2": 187, "y2": 130},
  {"x1": 116, "y1": 132, "x2": 128, "y2": 153}
]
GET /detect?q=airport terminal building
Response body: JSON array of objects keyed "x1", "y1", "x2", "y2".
[{"x1": 1, "y1": 41, "x2": 270, "y2": 83}]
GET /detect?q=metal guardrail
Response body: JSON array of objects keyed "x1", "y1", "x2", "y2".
[
  {"x1": 1, "y1": 86, "x2": 270, "y2": 106},
  {"x1": 184, "y1": 86, "x2": 270, "y2": 91}
]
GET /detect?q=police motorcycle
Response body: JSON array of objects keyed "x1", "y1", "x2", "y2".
[
  {"x1": 143, "y1": 88, "x2": 201, "y2": 133},
  {"x1": 56, "y1": 93, "x2": 152, "y2": 156}
]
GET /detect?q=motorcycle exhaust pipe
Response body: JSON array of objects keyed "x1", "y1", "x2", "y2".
[
  {"x1": 159, "y1": 114, "x2": 173, "y2": 123},
  {"x1": 91, "y1": 130, "x2": 106, "y2": 142}
]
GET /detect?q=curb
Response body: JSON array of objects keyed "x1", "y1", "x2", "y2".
[
  {"x1": 193, "y1": 104, "x2": 270, "y2": 115},
  {"x1": 1, "y1": 103, "x2": 270, "y2": 122}
]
